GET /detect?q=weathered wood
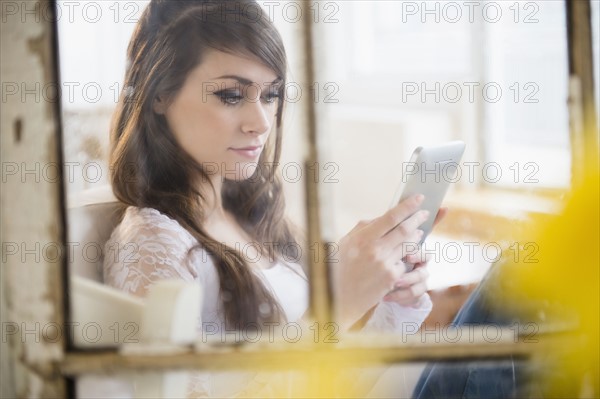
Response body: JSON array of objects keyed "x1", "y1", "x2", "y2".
[
  {"x1": 1, "y1": 1, "x2": 67, "y2": 397},
  {"x1": 301, "y1": 2, "x2": 332, "y2": 325},
  {"x1": 59, "y1": 328, "x2": 574, "y2": 375},
  {"x1": 2, "y1": 2, "x2": 589, "y2": 397},
  {"x1": 566, "y1": 0, "x2": 599, "y2": 186}
]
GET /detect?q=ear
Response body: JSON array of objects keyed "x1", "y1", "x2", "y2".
[{"x1": 153, "y1": 95, "x2": 167, "y2": 114}]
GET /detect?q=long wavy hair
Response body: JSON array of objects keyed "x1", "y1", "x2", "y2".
[{"x1": 110, "y1": 0, "x2": 300, "y2": 328}]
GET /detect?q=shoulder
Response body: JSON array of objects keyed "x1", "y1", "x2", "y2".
[
  {"x1": 103, "y1": 206, "x2": 216, "y2": 293},
  {"x1": 105, "y1": 207, "x2": 197, "y2": 260},
  {"x1": 117, "y1": 206, "x2": 196, "y2": 244},
  {"x1": 106, "y1": 206, "x2": 206, "y2": 257}
]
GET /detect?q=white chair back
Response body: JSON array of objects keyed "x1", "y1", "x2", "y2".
[{"x1": 67, "y1": 186, "x2": 120, "y2": 282}]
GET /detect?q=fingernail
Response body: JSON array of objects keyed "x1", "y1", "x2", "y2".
[
  {"x1": 421, "y1": 210, "x2": 430, "y2": 219},
  {"x1": 416, "y1": 194, "x2": 425, "y2": 202},
  {"x1": 417, "y1": 229, "x2": 424, "y2": 237}
]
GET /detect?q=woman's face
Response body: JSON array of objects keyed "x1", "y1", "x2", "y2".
[{"x1": 156, "y1": 49, "x2": 281, "y2": 182}]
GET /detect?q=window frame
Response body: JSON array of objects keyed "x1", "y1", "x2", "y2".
[{"x1": 2, "y1": 0, "x2": 596, "y2": 397}]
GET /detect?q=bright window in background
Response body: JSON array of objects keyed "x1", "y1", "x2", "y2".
[
  {"x1": 313, "y1": 1, "x2": 595, "y2": 240},
  {"x1": 483, "y1": 0, "x2": 570, "y2": 188},
  {"x1": 56, "y1": 0, "x2": 307, "y2": 229},
  {"x1": 320, "y1": 1, "x2": 575, "y2": 192},
  {"x1": 57, "y1": 0, "x2": 148, "y2": 194},
  {"x1": 312, "y1": 1, "x2": 600, "y2": 289},
  {"x1": 55, "y1": 0, "x2": 312, "y2": 235}
]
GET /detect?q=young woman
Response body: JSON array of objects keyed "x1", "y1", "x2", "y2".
[{"x1": 103, "y1": 0, "x2": 438, "y2": 396}]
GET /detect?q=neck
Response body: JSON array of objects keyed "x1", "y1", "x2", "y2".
[
  {"x1": 200, "y1": 175, "x2": 252, "y2": 246},
  {"x1": 202, "y1": 174, "x2": 227, "y2": 223}
]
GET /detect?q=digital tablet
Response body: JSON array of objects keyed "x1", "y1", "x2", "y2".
[{"x1": 390, "y1": 141, "x2": 466, "y2": 245}]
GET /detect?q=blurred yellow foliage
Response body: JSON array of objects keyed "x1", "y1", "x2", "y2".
[{"x1": 498, "y1": 162, "x2": 599, "y2": 397}]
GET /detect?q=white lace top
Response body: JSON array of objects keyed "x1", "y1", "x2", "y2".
[{"x1": 103, "y1": 206, "x2": 433, "y2": 397}]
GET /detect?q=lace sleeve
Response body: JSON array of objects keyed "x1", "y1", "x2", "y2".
[
  {"x1": 103, "y1": 207, "x2": 201, "y2": 298},
  {"x1": 363, "y1": 294, "x2": 433, "y2": 334}
]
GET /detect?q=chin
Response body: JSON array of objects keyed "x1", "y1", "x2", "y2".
[{"x1": 224, "y1": 163, "x2": 260, "y2": 182}]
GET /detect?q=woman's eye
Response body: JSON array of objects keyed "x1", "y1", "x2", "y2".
[
  {"x1": 262, "y1": 92, "x2": 280, "y2": 104},
  {"x1": 215, "y1": 91, "x2": 243, "y2": 105}
]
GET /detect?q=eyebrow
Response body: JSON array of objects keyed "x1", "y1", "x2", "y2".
[{"x1": 211, "y1": 75, "x2": 282, "y2": 86}]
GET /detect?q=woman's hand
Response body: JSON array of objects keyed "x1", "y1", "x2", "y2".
[
  {"x1": 383, "y1": 255, "x2": 430, "y2": 307},
  {"x1": 332, "y1": 194, "x2": 430, "y2": 330},
  {"x1": 382, "y1": 207, "x2": 448, "y2": 307}
]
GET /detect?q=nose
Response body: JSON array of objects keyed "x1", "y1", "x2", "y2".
[{"x1": 241, "y1": 98, "x2": 272, "y2": 136}]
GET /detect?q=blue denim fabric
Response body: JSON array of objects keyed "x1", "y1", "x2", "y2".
[{"x1": 411, "y1": 265, "x2": 526, "y2": 399}]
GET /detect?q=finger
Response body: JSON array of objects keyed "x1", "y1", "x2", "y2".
[
  {"x1": 392, "y1": 267, "x2": 428, "y2": 288},
  {"x1": 415, "y1": 265, "x2": 429, "y2": 280},
  {"x1": 386, "y1": 210, "x2": 429, "y2": 239},
  {"x1": 348, "y1": 218, "x2": 375, "y2": 235},
  {"x1": 379, "y1": 210, "x2": 429, "y2": 252},
  {"x1": 404, "y1": 249, "x2": 432, "y2": 265},
  {"x1": 363, "y1": 194, "x2": 424, "y2": 241},
  {"x1": 386, "y1": 228, "x2": 424, "y2": 261},
  {"x1": 384, "y1": 282, "x2": 428, "y2": 303}
]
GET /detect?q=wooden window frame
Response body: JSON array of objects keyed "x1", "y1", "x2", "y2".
[{"x1": 1, "y1": 1, "x2": 596, "y2": 397}]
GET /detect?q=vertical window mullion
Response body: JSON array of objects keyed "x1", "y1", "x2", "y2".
[{"x1": 301, "y1": 2, "x2": 332, "y2": 326}]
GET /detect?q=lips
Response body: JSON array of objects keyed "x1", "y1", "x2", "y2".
[{"x1": 229, "y1": 145, "x2": 263, "y2": 159}]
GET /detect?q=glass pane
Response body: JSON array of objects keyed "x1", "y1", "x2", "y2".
[
  {"x1": 52, "y1": 1, "x2": 596, "y2": 396},
  {"x1": 482, "y1": 0, "x2": 570, "y2": 187},
  {"x1": 57, "y1": 0, "x2": 310, "y2": 373},
  {"x1": 58, "y1": 1, "x2": 146, "y2": 193},
  {"x1": 55, "y1": 0, "x2": 317, "y2": 396}
]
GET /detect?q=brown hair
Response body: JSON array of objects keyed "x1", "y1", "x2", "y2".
[{"x1": 109, "y1": 0, "x2": 300, "y2": 328}]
